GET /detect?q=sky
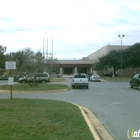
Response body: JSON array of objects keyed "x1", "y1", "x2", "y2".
[{"x1": 0, "y1": 0, "x2": 140, "y2": 60}]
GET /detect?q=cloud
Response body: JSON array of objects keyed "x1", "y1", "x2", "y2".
[
  {"x1": 0, "y1": 26, "x2": 28, "y2": 32},
  {"x1": 0, "y1": 17, "x2": 15, "y2": 22},
  {"x1": 1, "y1": 0, "x2": 140, "y2": 60}
]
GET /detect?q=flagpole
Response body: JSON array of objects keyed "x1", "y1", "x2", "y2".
[
  {"x1": 52, "y1": 36, "x2": 53, "y2": 59},
  {"x1": 43, "y1": 38, "x2": 45, "y2": 57},
  {"x1": 46, "y1": 37, "x2": 48, "y2": 59}
]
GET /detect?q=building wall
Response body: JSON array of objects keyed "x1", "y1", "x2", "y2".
[
  {"x1": 98, "y1": 67, "x2": 140, "y2": 76},
  {"x1": 58, "y1": 60, "x2": 95, "y2": 75},
  {"x1": 86, "y1": 44, "x2": 140, "y2": 76},
  {"x1": 57, "y1": 44, "x2": 138, "y2": 76},
  {"x1": 59, "y1": 65, "x2": 93, "y2": 75},
  {"x1": 87, "y1": 45, "x2": 130, "y2": 61}
]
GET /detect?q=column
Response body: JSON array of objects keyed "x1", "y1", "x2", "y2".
[
  {"x1": 90, "y1": 67, "x2": 92, "y2": 73},
  {"x1": 75, "y1": 67, "x2": 77, "y2": 73},
  {"x1": 60, "y1": 67, "x2": 62, "y2": 75}
]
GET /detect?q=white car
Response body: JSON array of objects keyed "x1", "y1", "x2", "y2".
[
  {"x1": 71, "y1": 73, "x2": 89, "y2": 89},
  {"x1": 90, "y1": 74, "x2": 101, "y2": 82}
]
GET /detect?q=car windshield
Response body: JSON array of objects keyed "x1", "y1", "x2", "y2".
[
  {"x1": 26, "y1": 75, "x2": 34, "y2": 78},
  {"x1": 74, "y1": 74, "x2": 86, "y2": 78},
  {"x1": 93, "y1": 74, "x2": 100, "y2": 77}
]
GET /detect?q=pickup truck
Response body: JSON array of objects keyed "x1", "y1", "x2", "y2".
[{"x1": 71, "y1": 73, "x2": 89, "y2": 89}]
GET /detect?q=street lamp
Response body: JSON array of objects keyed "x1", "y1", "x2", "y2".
[
  {"x1": 0, "y1": 45, "x2": 6, "y2": 53},
  {"x1": 118, "y1": 34, "x2": 125, "y2": 80}
]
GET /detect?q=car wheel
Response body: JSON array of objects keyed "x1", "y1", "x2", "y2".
[
  {"x1": 72, "y1": 86, "x2": 75, "y2": 89},
  {"x1": 86, "y1": 86, "x2": 88, "y2": 89},
  {"x1": 130, "y1": 83, "x2": 133, "y2": 88},
  {"x1": 42, "y1": 80, "x2": 46, "y2": 83}
]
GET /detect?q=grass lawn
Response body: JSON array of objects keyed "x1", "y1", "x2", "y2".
[
  {"x1": 0, "y1": 84, "x2": 68, "y2": 91},
  {"x1": 101, "y1": 76, "x2": 131, "y2": 82},
  {"x1": 0, "y1": 99, "x2": 94, "y2": 140},
  {"x1": 51, "y1": 78, "x2": 66, "y2": 82}
]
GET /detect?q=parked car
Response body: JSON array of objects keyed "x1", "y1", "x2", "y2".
[
  {"x1": 13, "y1": 75, "x2": 20, "y2": 82},
  {"x1": 0, "y1": 75, "x2": 8, "y2": 80},
  {"x1": 87, "y1": 72, "x2": 93, "y2": 81},
  {"x1": 130, "y1": 73, "x2": 140, "y2": 90},
  {"x1": 18, "y1": 73, "x2": 50, "y2": 83},
  {"x1": 71, "y1": 73, "x2": 89, "y2": 89},
  {"x1": 57, "y1": 74, "x2": 62, "y2": 78},
  {"x1": 89, "y1": 74, "x2": 101, "y2": 82}
]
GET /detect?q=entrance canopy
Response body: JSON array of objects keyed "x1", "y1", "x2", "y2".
[{"x1": 58, "y1": 60, "x2": 96, "y2": 75}]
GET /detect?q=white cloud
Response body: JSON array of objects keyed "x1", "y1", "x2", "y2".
[{"x1": 0, "y1": 0, "x2": 140, "y2": 59}]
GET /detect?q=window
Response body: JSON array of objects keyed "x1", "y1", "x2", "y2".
[
  {"x1": 42, "y1": 74, "x2": 48, "y2": 77},
  {"x1": 134, "y1": 74, "x2": 139, "y2": 79},
  {"x1": 74, "y1": 74, "x2": 86, "y2": 78}
]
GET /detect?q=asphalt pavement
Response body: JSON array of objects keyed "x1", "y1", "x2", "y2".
[{"x1": 0, "y1": 78, "x2": 140, "y2": 140}]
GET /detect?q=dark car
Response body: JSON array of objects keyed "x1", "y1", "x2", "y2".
[{"x1": 130, "y1": 73, "x2": 140, "y2": 90}]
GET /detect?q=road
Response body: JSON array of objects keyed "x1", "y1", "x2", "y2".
[{"x1": 0, "y1": 78, "x2": 140, "y2": 140}]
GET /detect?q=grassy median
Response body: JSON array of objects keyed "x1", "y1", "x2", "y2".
[
  {"x1": 0, "y1": 84, "x2": 68, "y2": 91},
  {"x1": 51, "y1": 78, "x2": 66, "y2": 82},
  {"x1": 101, "y1": 76, "x2": 131, "y2": 82},
  {"x1": 0, "y1": 99, "x2": 94, "y2": 140}
]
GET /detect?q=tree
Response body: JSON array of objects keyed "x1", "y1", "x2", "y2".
[
  {"x1": 0, "y1": 46, "x2": 6, "y2": 70},
  {"x1": 5, "y1": 48, "x2": 35, "y2": 74},
  {"x1": 124, "y1": 43, "x2": 140, "y2": 68},
  {"x1": 5, "y1": 48, "x2": 59, "y2": 86},
  {"x1": 45, "y1": 53, "x2": 59, "y2": 76},
  {"x1": 95, "y1": 55, "x2": 108, "y2": 70},
  {"x1": 0, "y1": 53, "x2": 5, "y2": 70},
  {"x1": 35, "y1": 51, "x2": 45, "y2": 73},
  {"x1": 96, "y1": 50, "x2": 122, "y2": 76},
  {"x1": 21, "y1": 48, "x2": 36, "y2": 73},
  {"x1": 106, "y1": 50, "x2": 122, "y2": 74}
]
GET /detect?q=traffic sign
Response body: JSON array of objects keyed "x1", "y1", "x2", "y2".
[{"x1": 5, "y1": 61, "x2": 16, "y2": 70}]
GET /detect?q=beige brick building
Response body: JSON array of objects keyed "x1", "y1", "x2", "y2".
[
  {"x1": 87, "y1": 45, "x2": 140, "y2": 76},
  {"x1": 58, "y1": 44, "x2": 140, "y2": 76},
  {"x1": 87, "y1": 45, "x2": 130, "y2": 61},
  {"x1": 58, "y1": 60, "x2": 96, "y2": 75}
]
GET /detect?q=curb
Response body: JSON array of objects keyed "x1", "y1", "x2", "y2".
[{"x1": 76, "y1": 105, "x2": 115, "y2": 140}]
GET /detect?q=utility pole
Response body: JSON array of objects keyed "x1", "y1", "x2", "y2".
[
  {"x1": 46, "y1": 37, "x2": 48, "y2": 59},
  {"x1": 52, "y1": 36, "x2": 53, "y2": 59},
  {"x1": 43, "y1": 38, "x2": 45, "y2": 57},
  {"x1": 118, "y1": 34, "x2": 125, "y2": 81}
]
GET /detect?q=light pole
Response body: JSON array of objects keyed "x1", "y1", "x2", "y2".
[
  {"x1": 118, "y1": 34, "x2": 125, "y2": 80},
  {"x1": 0, "y1": 45, "x2": 6, "y2": 53}
]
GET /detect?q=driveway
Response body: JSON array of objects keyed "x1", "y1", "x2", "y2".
[
  {"x1": 0, "y1": 78, "x2": 140, "y2": 140},
  {"x1": 0, "y1": 80, "x2": 9, "y2": 85}
]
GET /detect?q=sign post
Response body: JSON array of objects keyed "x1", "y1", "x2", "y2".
[{"x1": 5, "y1": 61, "x2": 16, "y2": 100}]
